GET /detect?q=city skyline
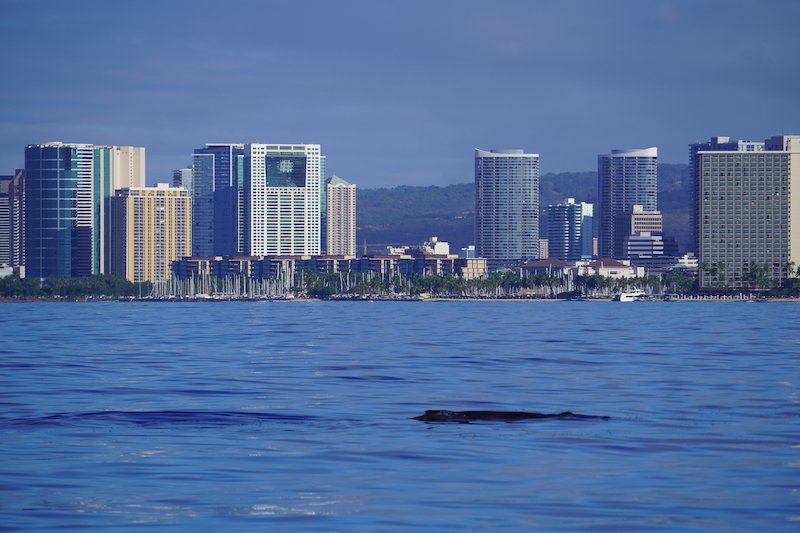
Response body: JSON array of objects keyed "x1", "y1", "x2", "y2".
[{"x1": 1, "y1": 1, "x2": 798, "y2": 188}]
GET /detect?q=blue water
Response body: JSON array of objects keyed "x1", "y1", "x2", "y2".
[{"x1": 1, "y1": 301, "x2": 798, "y2": 531}]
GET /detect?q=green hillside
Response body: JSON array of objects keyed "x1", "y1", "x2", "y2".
[{"x1": 357, "y1": 164, "x2": 693, "y2": 254}]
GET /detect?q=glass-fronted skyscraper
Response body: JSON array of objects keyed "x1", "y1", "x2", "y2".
[
  {"x1": 597, "y1": 147, "x2": 658, "y2": 258},
  {"x1": 244, "y1": 144, "x2": 322, "y2": 256},
  {"x1": 546, "y1": 198, "x2": 593, "y2": 261},
  {"x1": 24, "y1": 142, "x2": 145, "y2": 278},
  {"x1": 25, "y1": 143, "x2": 95, "y2": 277},
  {"x1": 191, "y1": 143, "x2": 244, "y2": 257},
  {"x1": 474, "y1": 148, "x2": 539, "y2": 270}
]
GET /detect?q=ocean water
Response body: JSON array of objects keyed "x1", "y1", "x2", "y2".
[{"x1": 0, "y1": 300, "x2": 798, "y2": 531}]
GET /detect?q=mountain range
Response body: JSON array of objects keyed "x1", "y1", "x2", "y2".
[{"x1": 357, "y1": 163, "x2": 692, "y2": 255}]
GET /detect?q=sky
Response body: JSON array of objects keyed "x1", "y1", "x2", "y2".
[{"x1": 1, "y1": 0, "x2": 798, "y2": 188}]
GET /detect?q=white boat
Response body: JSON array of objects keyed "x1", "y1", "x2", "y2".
[{"x1": 612, "y1": 291, "x2": 646, "y2": 302}]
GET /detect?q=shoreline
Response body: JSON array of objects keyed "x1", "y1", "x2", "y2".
[{"x1": 2, "y1": 296, "x2": 799, "y2": 303}]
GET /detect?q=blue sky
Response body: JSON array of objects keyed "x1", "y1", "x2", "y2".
[{"x1": 1, "y1": 0, "x2": 798, "y2": 188}]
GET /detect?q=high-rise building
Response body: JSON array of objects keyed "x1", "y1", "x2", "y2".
[
  {"x1": 696, "y1": 135, "x2": 800, "y2": 289},
  {"x1": 0, "y1": 170, "x2": 25, "y2": 269},
  {"x1": 611, "y1": 205, "x2": 665, "y2": 258},
  {"x1": 546, "y1": 198, "x2": 593, "y2": 261},
  {"x1": 109, "y1": 184, "x2": 191, "y2": 282},
  {"x1": 94, "y1": 145, "x2": 146, "y2": 274},
  {"x1": 689, "y1": 136, "x2": 764, "y2": 254},
  {"x1": 597, "y1": 147, "x2": 658, "y2": 258},
  {"x1": 191, "y1": 143, "x2": 245, "y2": 257},
  {"x1": 325, "y1": 175, "x2": 356, "y2": 256},
  {"x1": 24, "y1": 142, "x2": 145, "y2": 278},
  {"x1": 244, "y1": 144, "x2": 322, "y2": 256},
  {"x1": 25, "y1": 142, "x2": 95, "y2": 278},
  {"x1": 172, "y1": 167, "x2": 193, "y2": 194},
  {"x1": 475, "y1": 148, "x2": 540, "y2": 270}
]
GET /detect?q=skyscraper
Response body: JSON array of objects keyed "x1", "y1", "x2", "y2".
[
  {"x1": 172, "y1": 167, "x2": 193, "y2": 194},
  {"x1": 191, "y1": 143, "x2": 244, "y2": 257},
  {"x1": 326, "y1": 175, "x2": 356, "y2": 256},
  {"x1": 244, "y1": 144, "x2": 322, "y2": 256},
  {"x1": 109, "y1": 184, "x2": 191, "y2": 282},
  {"x1": 94, "y1": 145, "x2": 146, "y2": 274},
  {"x1": 546, "y1": 198, "x2": 593, "y2": 261},
  {"x1": 597, "y1": 147, "x2": 658, "y2": 258},
  {"x1": 0, "y1": 170, "x2": 25, "y2": 269},
  {"x1": 696, "y1": 135, "x2": 800, "y2": 289},
  {"x1": 689, "y1": 136, "x2": 765, "y2": 254},
  {"x1": 24, "y1": 142, "x2": 145, "y2": 278},
  {"x1": 474, "y1": 148, "x2": 539, "y2": 270}
]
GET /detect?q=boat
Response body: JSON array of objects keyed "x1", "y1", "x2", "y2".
[{"x1": 612, "y1": 291, "x2": 646, "y2": 302}]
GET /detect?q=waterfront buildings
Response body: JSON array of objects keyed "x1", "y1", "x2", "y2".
[
  {"x1": 24, "y1": 142, "x2": 144, "y2": 278},
  {"x1": 575, "y1": 258, "x2": 645, "y2": 279},
  {"x1": 546, "y1": 198, "x2": 594, "y2": 261},
  {"x1": 689, "y1": 136, "x2": 764, "y2": 253},
  {"x1": 173, "y1": 253, "x2": 486, "y2": 281},
  {"x1": 696, "y1": 135, "x2": 800, "y2": 289},
  {"x1": 0, "y1": 170, "x2": 25, "y2": 269},
  {"x1": 325, "y1": 175, "x2": 356, "y2": 256},
  {"x1": 474, "y1": 148, "x2": 540, "y2": 270},
  {"x1": 244, "y1": 144, "x2": 323, "y2": 256},
  {"x1": 598, "y1": 148, "x2": 658, "y2": 258},
  {"x1": 109, "y1": 184, "x2": 191, "y2": 282},
  {"x1": 191, "y1": 144, "x2": 245, "y2": 257}
]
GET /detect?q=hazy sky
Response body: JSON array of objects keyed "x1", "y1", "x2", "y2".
[{"x1": 1, "y1": 0, "x2": 798, "y2": 188}]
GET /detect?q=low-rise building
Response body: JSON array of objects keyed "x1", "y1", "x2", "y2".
[{"x1": 574, "y1": 258, "x2": 645, "y2": 278}]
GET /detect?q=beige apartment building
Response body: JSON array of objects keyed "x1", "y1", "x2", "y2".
[
  {"x1": 109, "y1": 184, "x2": 191, "y2": 282},
  {"x1": 326, "y1": 176, "x2": 356, "y2": 256}
]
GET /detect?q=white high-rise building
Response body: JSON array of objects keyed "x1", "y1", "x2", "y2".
[{"x1": 244, "y1": 144, "x2": 322, "y2": 256}]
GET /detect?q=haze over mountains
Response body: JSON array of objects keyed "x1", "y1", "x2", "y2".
[{"x1": 357, "y1": 163, "x2": 692, "y2": 255}]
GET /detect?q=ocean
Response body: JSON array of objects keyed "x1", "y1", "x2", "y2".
[{"x1": 1, "y1": 301, "x2": 798, "y2": 531}]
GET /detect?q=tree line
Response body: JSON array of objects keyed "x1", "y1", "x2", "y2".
[{"x1": 0, "y1": 274, "x2": 149, "y2": 299}]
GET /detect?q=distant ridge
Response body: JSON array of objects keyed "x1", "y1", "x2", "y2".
[{"x1": 357, "y1": 163, "x2": 692, "y2": 254}]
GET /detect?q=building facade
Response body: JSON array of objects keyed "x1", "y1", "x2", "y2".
[
  {"x1": 24, "y1": 142, "x2": 145, "y2": 278},
  {"x1": 624, "y1": 232, "x2": 678, "y2": 260},
  {"x1": 173, "y1": 254, "x2": 486, "y2": 281},
  {"x1": 0, "y1": 170, "x2": 25, "y2": 269},
  {"x1": 546, "y1": 198, "x2": 593, "y2": 261},
  {"x1": 697, "y1": 135, "x2": 800, "y2": 289},
  {"x1": 245, "y1": 144, "x2": 322, "y2": 256},
  {"x1": 689, "y1": 136, "x2": 764, "y2": 254},
  {"x1": 325, "y1": 175, "x2": 356, "y2": 256},
  {"x1": 109, "y1": 184, "x2": 191, "y2": 282},
  {"x1": 474, "y1": 148, "x2": 540, "y2": 270},
  {"x1": 191, "y1": 143, "x2": 245, "y2": 257},
  {"x1": 598, "y1": 147, "x2": 658, "y2": 258},
  {"x1": 94, "y1": 145, "x2": 146, "y2": 274}
]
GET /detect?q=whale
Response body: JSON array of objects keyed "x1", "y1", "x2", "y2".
[{"x1": 412, "y1": 410, "x2": 610, "y2": 423}]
